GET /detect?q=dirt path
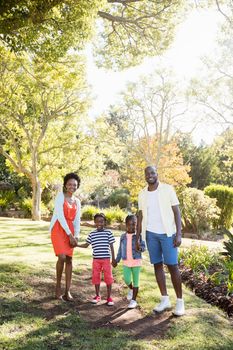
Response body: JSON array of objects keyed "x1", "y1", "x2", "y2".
[{"x1": 31, "y1": 268, "x2": 173, "y2": 341}]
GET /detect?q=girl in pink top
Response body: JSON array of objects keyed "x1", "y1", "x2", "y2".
[{"x1": 113, "y1": 215, "x2": 146, "y2": 309}]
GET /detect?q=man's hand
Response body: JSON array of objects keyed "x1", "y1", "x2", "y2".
[
  {"x1": 69, "y1": 234, "x2": 78, "y2": 247},
  {"x1": 173, "y1": 234, "x2": 182, "y2": 247}
]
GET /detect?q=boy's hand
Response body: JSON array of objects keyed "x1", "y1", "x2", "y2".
[{"x1": 112, "y1": 260, "x2": 117, "y2": 268}]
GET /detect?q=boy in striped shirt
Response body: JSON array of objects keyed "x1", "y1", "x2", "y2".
[{"x1": 78, "y1": 213, "x2": 116, "y2": 306}]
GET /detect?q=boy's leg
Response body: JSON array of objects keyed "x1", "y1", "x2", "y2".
[
  {"x1": 92, "y1": 259, "x2": 102, "y2": 295},
  {"x1": 102, "y1": 259, "x2": 114, "y2": 300},
  {"x1": 106, "y1": 284, "x2": 112, "y2": 299},
  {"x1": 95, "y1": 284, "x2": 100, "y2": 296}
]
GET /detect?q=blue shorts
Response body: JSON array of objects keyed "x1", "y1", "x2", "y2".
[{"x1": 146, "y1": 231, "x2": 178, "y2": 266}]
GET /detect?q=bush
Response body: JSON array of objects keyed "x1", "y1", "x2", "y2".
[
  {"x1": 0, "y1": 190, "x2": 16, "y2": 211},
  {"x1": 179, "y1": 245, "x2": 219, "y2": 273},
  {"x1": 108, "y1": 188, "x2": 130, "y2": 209},
  {"x1": 81, "y1": 205, "x2": 126, "y2": 224},
  {"x1": 204, "y1": 184, "x2": 233, "y2": 229},
  {"x1": 104, "y1": 206, "x2": 126, "y2": 224},
  {"x1": 81, "y1": 205, "x2": 99, "y2": 220},
  {"x1": 19, "y1": 198, "x2": 49, "y2": 218},
  {"x1": 179, "y1": 187, "x2": 220, "y2": 237}
]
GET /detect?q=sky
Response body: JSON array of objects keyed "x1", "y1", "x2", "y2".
[{"x1": 86, "y1": 8, "x2": 224, "y2": 145}]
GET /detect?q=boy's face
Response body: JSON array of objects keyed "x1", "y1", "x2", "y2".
[
  {"x1": 95, "y1": 216, "x2": 105, "y2": 230},
  {"x1": 126, "y1": 218, "x2": 137, "y2": 233}
]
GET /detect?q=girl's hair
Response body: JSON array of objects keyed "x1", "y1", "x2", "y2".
[
  {"x1": 94, "y1": 213, "x2": 106, "y2": 222},
  {"x1": 125, "y1": 214, "x2": 136, "y2": 224},
  {"x1": 63, "y1": 173, "x2": 81, "y2": 189}
]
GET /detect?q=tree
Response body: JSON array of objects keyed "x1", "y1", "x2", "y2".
[
  {"x1": 189, "y1": 2, "x2": 233, "y2": 126},
  {"x1": 108, "y1": 70, "x2": 191, "y2": 199},
  {"x1": 212, "y1": 128, "x2": 233, "y2": 186},
  {"x1": 0, "y1": 1, "x2": 185, "y2": 67},
  {"x1": 177, "y1": 133, "x2": 218, "y2": 190},
  {"x1": 0, "y1": 48, "x2": 89, "y2": 220}
]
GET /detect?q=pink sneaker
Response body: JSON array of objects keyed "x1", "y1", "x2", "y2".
[
  {"x1": 107, "y1": 297, "x2": 114, "y2": 306},
  {"x1": 91, "y1": 295, "x2": 101, "y2": 304}
]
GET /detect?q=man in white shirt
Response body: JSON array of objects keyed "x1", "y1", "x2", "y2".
[{"x1": 136, "y1": 166, "x2": 185, "y2": 316}]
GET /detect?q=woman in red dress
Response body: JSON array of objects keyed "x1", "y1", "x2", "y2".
[{"x1": 50, "y1": 173, "x2": 81, "y2": 301}]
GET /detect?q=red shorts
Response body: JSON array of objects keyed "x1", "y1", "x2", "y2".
[{"x1": 92, "y1": 258, "x2": 114, "y2": 285}]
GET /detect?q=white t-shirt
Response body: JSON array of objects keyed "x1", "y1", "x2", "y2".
[{"x1": 146, "y1": 190, "x2": 166, "y2": 234}]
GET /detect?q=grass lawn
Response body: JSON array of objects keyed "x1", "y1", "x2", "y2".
[{"x1": 0, "y1": 217, "x2": 232, "y2": 350}]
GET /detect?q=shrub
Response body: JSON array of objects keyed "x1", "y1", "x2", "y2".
[
  {"x1": 104, "y1": 206, "x2": 126, "y2": 224},
  {"x1": 179, "y1": 187, "x2": 220, "y2": 237},
  {"x1": 81, "y1": 205, "x2": 99, "y2": 220},
  {"x1": 0, "y1": 190, "x2": 16, "y2": 211},
  {"x1": 204, "y1": 184, "x2": 233, "y2": 229},
  {"x1": 221, "y1": 229, "x2": 233, "y2": 260},
  {"x1": 19, "y1": 198, "x2": 49, "y2": 218},
  {"x1": 108, "y1": 188, "x2": 130, "y2": 209},
  {"x1": 179, "y1": 245, "x2": 219, "y2": 273}
]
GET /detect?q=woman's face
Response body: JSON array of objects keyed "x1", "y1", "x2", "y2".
[{"x1": 65, "y1": 178, "x2": 78, "y2": 194}]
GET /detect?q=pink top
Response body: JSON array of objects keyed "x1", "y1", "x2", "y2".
[{"x1": 123, "y1": 233, "x2": 142, "y2": 267}]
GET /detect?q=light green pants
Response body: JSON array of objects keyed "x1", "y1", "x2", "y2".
[{"x1": 123, "y1": 266, "x2": 141, "y2": 288}]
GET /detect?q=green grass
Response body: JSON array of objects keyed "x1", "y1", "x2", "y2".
[{"x1": 0, "y1": 217, "x2": 232, "y2": 350}]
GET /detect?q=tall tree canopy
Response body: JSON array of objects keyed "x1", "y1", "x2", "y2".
[{"x1": 0, "y1": 0, "x2": 185, "y2": 68}]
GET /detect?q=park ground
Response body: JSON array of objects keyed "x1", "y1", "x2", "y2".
[{"x1": 0, "y1": 217, "x2": 232, "y2": 350}]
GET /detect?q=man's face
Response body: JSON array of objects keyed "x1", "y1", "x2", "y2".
[{"x1": 145, "y1": 166, "x2": 158, "y2": 185}]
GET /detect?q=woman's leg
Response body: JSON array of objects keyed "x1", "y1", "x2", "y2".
[
  {"x1": 56, "y1": 254, "x2": 66, "y2": 298},
  {"x1": 64, "y1": 255, "x2": 73, "y2": 300}
]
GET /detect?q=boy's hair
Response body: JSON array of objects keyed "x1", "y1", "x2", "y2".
[
  {"x1": 125, "y1": 214, "x2": 136, "y2": 224},
  {"x1": 94, "y1": 212, "x2": 106, "y2": 221}
]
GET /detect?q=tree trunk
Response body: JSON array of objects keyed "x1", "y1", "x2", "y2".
[{"x1": 32, "y1": 178, "x2": 41, "y2": 221}]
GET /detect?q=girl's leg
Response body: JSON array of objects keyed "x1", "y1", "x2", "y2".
[
  {"x1": 132, "y1": 266, "x2": 141, "y2": 301},
  {"x1": 56, "y1": 254, "x2": 66, "y2": 298},
  {"x1": 64, "y1": 256, "x2": 73, "y2": 300},
  {"x1": 123, "y1": 266, "x2": 132, "y2": 287}
]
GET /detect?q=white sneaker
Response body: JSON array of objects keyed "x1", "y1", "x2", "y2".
[
  {"x1": 173, "y1": 298, "x2": 185, "y2": 316},
  {"x1": 127, "y1": 289, "x2": 133, "y2": 301},
  {"x1": 128, "y1": 299, "x2": 137, "y2": 309},
  {"x1": 153, "y1": 295, "x2": 171, "y2": 313}
]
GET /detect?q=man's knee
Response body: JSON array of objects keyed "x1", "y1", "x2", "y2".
[
  {"x1": 154, "y1": 262, "x2": 163, "y2": 271},
  {"x1": 166, "y1": 264, "x2": 179, "y2": 274}
]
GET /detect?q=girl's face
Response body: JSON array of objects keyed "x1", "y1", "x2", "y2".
[
  {"x1": 95, "y1": 216, "x2": 105, "y2": 231},
  {"x1": 65, "y1": 178, "x2": 78, "y2": 194},
  {"x1": 126, "y1": 218, "x2": 137, "y2": 234}
]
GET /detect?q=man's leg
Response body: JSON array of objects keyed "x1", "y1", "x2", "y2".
[
  {"x1": 167, "y1": 264, "x2": 182, "y2": 299},
  {"x1": 154, "y1": 263, "x2": 168, "y2": 296}
]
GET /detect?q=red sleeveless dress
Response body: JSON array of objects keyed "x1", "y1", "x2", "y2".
[{"x1": 51, "y1": 200, "x2": 77, "y2": 257}]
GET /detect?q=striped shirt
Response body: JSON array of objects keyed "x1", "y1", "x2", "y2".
[{"x1": 86, "y1": 229, "x2": 115, "y2": 259}]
